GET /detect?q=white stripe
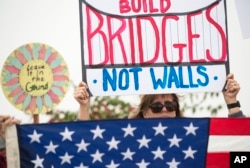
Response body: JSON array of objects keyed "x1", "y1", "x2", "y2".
[
  {"x1": 6, "y1": 125, "x2": 20, "y2": 168},
  {"x1": 208, "y1": 135, "x2": 250, "y2": 152}
]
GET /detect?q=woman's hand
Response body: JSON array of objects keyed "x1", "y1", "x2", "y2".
[
  {"x1": 223, "y1": 73, "x2": 240, "y2": 104},
  {"x1": 74, "y1": 82, "x2": 90, "y2": 106},
  {"x1": 74, "y1": 82, "x2": 90, "y2": 120},
  {"x1": 0, "y1": 115, "x2": 20, "y2": 140}
]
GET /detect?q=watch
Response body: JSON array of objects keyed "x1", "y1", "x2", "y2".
[{"x1": 227, "y1": 101, "x2": 240, "y2": 109}]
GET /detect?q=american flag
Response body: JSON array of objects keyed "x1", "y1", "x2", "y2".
[{"x1": 6, "y1": 118, "x2": 250, "y2": 168}]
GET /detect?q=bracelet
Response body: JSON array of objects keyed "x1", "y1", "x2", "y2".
[{"x1": 227, "y1": 101, "x2": 240, "y2": 109}]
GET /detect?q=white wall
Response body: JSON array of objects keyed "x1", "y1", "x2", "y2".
[{"x1": 0, "y1": 0, "x2": 249, "y2": 123}]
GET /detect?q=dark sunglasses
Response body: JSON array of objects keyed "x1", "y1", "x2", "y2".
[{"x1": 149, "y1": 101, "x2": 177, "y2": 113}]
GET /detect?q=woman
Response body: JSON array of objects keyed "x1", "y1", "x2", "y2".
[{"x1": 74, "y1": 73, "x2": 244, "y2": 120}]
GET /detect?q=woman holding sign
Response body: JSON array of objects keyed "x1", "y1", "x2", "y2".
[{"x1": 74, "y1": 73, "x2": 244, "y2": 119}]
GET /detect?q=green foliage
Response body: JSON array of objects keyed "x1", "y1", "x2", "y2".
[
  {"x1": 89, "y1": 96, "x2": 134, "y2": 120},
  {"x1": 180, "y1": 92, "x2": 222, "y2": 115},
  {"x1": 48, "y1": 96, "x2": 134, "y2": 122}
]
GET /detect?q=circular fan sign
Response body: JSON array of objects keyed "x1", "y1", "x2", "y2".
[{"x1": 1, "y1": 43, "x2": 69, "y2": 114}]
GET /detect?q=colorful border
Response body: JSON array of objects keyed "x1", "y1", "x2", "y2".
[{"x1": 1, "y1": 43, "x2": 69, "y2": 114}]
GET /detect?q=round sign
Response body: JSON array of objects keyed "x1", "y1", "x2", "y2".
[{"x1": 1, "y1": 43, "x2": 69, "y2": 114}]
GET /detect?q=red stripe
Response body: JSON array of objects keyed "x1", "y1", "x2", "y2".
[
  {"x1": 209, "y1": 118, "x2": 250, "y2": 135},
  {"x1": 206, "y1": 152, "x2": 229, "y2": 168}
]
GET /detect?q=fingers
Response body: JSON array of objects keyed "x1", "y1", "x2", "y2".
[
  {"x1": 0, "y1": 115, "x2": 20, "y2": 139},
  {"x1": 74, "y1": 82, "x2": 90, "y2": 103},
  {"x1": 225, "y1": 76, "x2": 240, "y2": 92}
]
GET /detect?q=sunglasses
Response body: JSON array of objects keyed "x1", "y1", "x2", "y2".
[{"x1": 149, "y1": 101, "x2": 177, "y2": 113}]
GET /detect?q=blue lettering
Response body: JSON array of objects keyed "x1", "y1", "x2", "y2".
[
  {"x1": 168, "y1": 66, "x2": 179, "y2": 88},
  {"x1": 119, "y1": 69, "x2": 129, "y2": 90},
  {"x1": 150, "y1": 67, "x2": 167, "y2": 89},
  {"x1": 129, "y1": 67, "x2": 142, "y2": 90},
  {"x1": 102, "y1": 67, "x2": 142, "y2": 91},
  {"x1": 197, "y1": 65, "x2": 209, "y2": 86},
  {"x1": 103, "y1": 68, "x2": 117, "y2": 91},
  {"x1": 178, "y1": 66, "x2": 189, "y2": 88},
  {"x1": 188, "y1": 66, "x2": 199, "y2": 88}
]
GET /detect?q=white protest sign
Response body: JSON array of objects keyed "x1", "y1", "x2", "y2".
[{"x1": 79, "y1": 0, "x2": 229, "y2": 96}]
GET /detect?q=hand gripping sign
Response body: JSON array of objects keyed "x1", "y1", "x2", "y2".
[{"x1": 79, "y1": 0, "x2": 229, "y2": 96}]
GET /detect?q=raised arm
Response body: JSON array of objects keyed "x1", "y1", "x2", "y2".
[
  {"x1": 74, "y1": 82, "x2": 91, "y2": 120},
  {"x1": 223, "y1": 73, "x2": 244, "y2": 117}
]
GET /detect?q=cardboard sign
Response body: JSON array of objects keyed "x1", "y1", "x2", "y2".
[
  {"x1": 1, "y1": 43, "x2": 69, "y2": 114},
  {"x1": 79, "y1": 0, "x2": 229, "y2": 96}
]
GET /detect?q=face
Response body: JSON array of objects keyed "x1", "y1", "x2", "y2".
[{"x1": 143, "y1": 94, "x2": 177, "y2": 118}]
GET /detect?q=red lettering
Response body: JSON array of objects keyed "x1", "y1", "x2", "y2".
[
  {"x1": 86, "y1": 7, "x2": 109, "y2": 66},
  {"x1": 131, "y1": 0, "x2": 142, "y2": 13},
  {"x1": 160, "y1": 0, "x2": 171, "y2": 13},
  {"x1": 205, "y1": 3, "x2": 227, "y2": 62},
  {"x1": 162, "y1": 15, "x2": 180, "y2": 63},
  {"x1": 187, "y1": 11, "x2": 205, "y2": 63},
  {"x1": 119, "y1": 0, "x2": 171, "y2": 14},
  {"x1": 173, "y1": 44, "x2": 187, "y2": 63},
  {"x1": 84, "y1": 5, "x2": 227, "y2": 66},
  {"x1": 128, "y1": 19, "x2": 136, "y2": 64},
  {"x1": 149, "y1": 0, "x2": 158, "y2": 13},
  {"x1": 119, "y1": 0, "x2": 131, "y2": 13},
  {"x1": 107, "y1": 16, "x2": 128, "y2": 65},
  {"x1": 137, "y1": 17, "x2": 160, "y2": 64}
]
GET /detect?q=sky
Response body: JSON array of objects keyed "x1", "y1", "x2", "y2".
[{"x1": 0, "y1": 0, "x2": 249, "y2": 124}]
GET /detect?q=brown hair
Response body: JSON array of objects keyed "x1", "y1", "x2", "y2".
[{"x1": 129, "y1": 94, "x2": 181, "y2": 119}]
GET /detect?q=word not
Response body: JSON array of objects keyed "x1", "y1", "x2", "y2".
[
  {"x1": 85, "y1": 3, "x2": 226, "y2": 66},
  {"x1": 102, "y1": 65, "x2": 209, "y2": 92}
]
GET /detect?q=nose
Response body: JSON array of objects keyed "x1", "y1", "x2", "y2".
[{"x1": 161, "y1": 106, "x2": 168, "y2": 112}]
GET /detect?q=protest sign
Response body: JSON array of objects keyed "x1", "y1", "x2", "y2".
[{"x1": 79, "y1": 0, "x2": 229, "y2": 96}]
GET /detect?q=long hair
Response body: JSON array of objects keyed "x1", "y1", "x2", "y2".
[{"x1": 128, "y1": 94, "x2": 181, "y2": 119}]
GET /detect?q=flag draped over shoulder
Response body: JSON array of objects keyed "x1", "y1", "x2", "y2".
[{"x1": 6, "y1": 118, "x2": 250, "y2": 168}]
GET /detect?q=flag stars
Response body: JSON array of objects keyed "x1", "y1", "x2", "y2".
[
  {"x1": 105, "y1": 160, "x2": 120, "y2": 168},
  {"x1": 151, "y1": 146, "x2": 166, "y2": 160},
  {"x1": 91, "y1": 150, "x2": 104, "y2": 163},
  {"x1": 75, "y1": 162, "x2": 89, "y2": 168},
  {"x1": 153, "y1": 122, "x2": 168, "y2": 136},
  {"x1": 137, "y1": 135, "x2": 152, "y2": 149},
  {"x1": 76, "y1": 139, "x2": 90, "y2": 153},
  {"x1": 44, "y1": 141, "x2": 58, "y2": 154},
  {"x1": 90, "y1": 125, "x2": 105, "y2": 140},
  {"x1": 166, "y1": 158, "x2": 180, "y2": 168},
  {"x1": 31, "y1": 154, "x2": 44, "y2": 168},
  {"x1": 60, "y1": 127, "x2": 75, "y2": 141},
  {"x1": 28, "y1": 130, "x2": 43, "y2": 143},
  {"x1": 106, "y1": 136, "x2": 121, "y2": 151},
  {"x1": 182, "y1": 146, "x2": 197, "y2": 159},
  {"x1": 136, "y1": 159, "x2": 150, "y2": 168},
  {"x1": 121, "y1": 148, "x2": 135, "y2": 160},
  {"x1": 59, "y1": 152, "x2": 74, "y2": 165},
  {"x1": 167, "y1": 134, "x2": 182, "y2": 148},
  {"x1": 184, "y1": 122, "x2": 199, "y2": 136},
  {"x1": 122, "y1": 123, "x2": 136, "y2": 137}
]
